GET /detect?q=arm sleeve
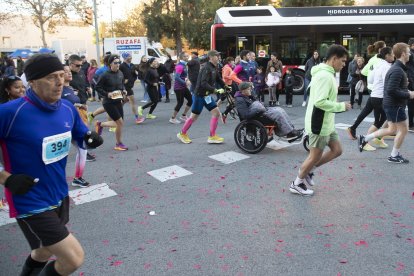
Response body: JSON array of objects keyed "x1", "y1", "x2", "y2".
[
  {"x1": 69, "y1": 105, "x2": 89, "y2": 149},
  {"x1": 361, "y1": 57, "x2": 374, "y2": 77},
  {"x1": 174, "y1": 65, "x2": 186, "y2": 85},
  {"x1": 312, "y1": 77, "x2": 346, "y2": 113},
  {"x1": 386, "y1": 70, "x2": 410, "y2": 100},
  {"x1": 199, "y1": 67, "x2": 215, "y2": 92},
  {"x1": 230, "y1": 65, "x2": 243, "y2": 84},
  {"x1": 95, "y1": 73, "x2": 108, "y2": 98}
]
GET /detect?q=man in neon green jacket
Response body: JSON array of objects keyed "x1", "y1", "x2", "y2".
[{"x1": 290, "y1": 45, "x2": 352, "y2": 196}]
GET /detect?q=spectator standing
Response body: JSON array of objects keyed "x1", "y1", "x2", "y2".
[
  {"x1": 266, "y1": 65, "x2": 281, "y2": 106},
  {"x1": 253, "y1": 66, "x2": 266, "y2": 102},
  {"x1": 80, "y1": 55, "x2": 90, "y2": 79},
  {"x1": 248, "y1": 51, "x2": 258, "y2": 81},
  {"x1": 2, "y1": 57, "x2": 15, "y2": 79},
  {"x1": 0, "y1": 75, "x2": 25, "y2": 103},
  {"x1": 350, "y1": 57, "x2": 366, "y2": 109},
  {"x1": 284, "y1": 68, "x2": 294, "y2": 107},
  {"x1": 16, "y1": 56, "x2": 25, "y2": 76},
  {"x1": 302, "y1": 50, "x2": 320, "y2": 106},
  {"x1": 86, "y1": 59, "x2": 98, "y2": 101}
]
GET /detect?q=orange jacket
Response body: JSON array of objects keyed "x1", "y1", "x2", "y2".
[{"x1": 222, "y1": 64, "x2": 233, "y2": 86}]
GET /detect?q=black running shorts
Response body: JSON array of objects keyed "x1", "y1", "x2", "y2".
[
  {"x1": 16, "y1": 197, "x2": 70, "y2": 250},
  {"x1": 103, "y1": 101, "x2": 124, "y2": 121}
]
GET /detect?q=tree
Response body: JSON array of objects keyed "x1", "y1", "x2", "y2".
[
  {"x1": 111, "y1": 4, "x2": 147, "y2": 37},
  {"x1": 142, "y1": 0, "x2": 183, "y2": 52},
  {"x1": 5, "y1": 0, "x2": 86, "y2": 47}
]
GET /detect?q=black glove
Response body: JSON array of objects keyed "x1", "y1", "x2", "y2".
[
  {"x1": 5, "y1": 174, "x2": 37, "y2": 195},
  {"x1": 84, "y1": 131, "x2": 103, "y2": 148}
]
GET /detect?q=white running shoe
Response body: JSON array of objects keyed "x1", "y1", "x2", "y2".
[
  {"x1": 289, "y1": 181, "x2": 314, "y2": 196},
  {"x1": 302, "y1": 101, "x2": 307, "y2": 107},
  {"x1": 169, "y1": 118, "x2": 181, "y2": 124}
]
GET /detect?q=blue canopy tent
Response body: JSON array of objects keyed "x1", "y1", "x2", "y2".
[
  {"x1": 8, "y1": 49, "x2": 34, "y2": 59},
  {"x1": 38, "y1": 48, "x2": 55, "y2": 54}
]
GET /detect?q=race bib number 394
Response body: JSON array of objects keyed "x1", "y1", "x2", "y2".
[{"x1": 42, "y1": 131, "x2": 72, "y2": 165}]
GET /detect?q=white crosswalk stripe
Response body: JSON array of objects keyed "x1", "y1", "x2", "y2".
[
  {"x1": 208, "y1": 151, "x2": 250, "y2": 164},
  {"x1": 147, "y1": 165, "x2": 193, "y2": 182}
]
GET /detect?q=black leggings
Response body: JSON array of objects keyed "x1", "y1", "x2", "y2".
[
  {"x1": 408, "y1": 98, "x2": 414, "y2": 127},
  {"x1": 350, "y1": 83, "x2": 363, "y2": 106},
  {"x1": 174, "y1": 88, "x2": 192, "y2": 112},
  {"x1": 371, "y1": 97, "x2": 386, "y2": 129},
  {"x1": 350, "y1": 95, "x2": 373, "y2": 130},
  {"x1": 143, "y1": 85, "x2": 159, "y2": 114}
]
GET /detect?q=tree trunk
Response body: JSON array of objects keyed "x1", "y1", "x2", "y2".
[
  {"x1": 39, "y1": 20, "x2": 48, "y2": 47},
  {"x1": 174, "y1": 0, "x2": 182, "y2": 53}
]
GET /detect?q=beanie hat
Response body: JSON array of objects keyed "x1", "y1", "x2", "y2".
[
  {"x1": 122, "y1": 52, "x2": 131, "y2": 59},
  {"x1": 239, "y1": 81, "x2": 252, "y2": 91},
  {"x1": 24, "y1": 54, "x2": 64, "y2": 81},
  {"x1": 108, "y1": 54, "x2": 120, "y2": 64}
]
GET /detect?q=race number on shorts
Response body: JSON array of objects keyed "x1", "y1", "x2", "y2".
[{"x1": 42, "y1": 131, "x2": 72, "y2": 165}]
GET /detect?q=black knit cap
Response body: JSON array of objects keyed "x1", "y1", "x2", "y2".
[
  {"x1": 108, "y1": 54, "x2": 120, "y2": 64},
  {"x1": 147, "y1": 57, "x2": 156, "y2": 65},
  {"x1": 24, "y1": 54, "x2": 64, "y2": 81}
]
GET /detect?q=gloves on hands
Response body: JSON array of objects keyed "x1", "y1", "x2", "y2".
[
  {"x1": 216, "y1": 88, "x2": 225, "y2": 94},
  {"x1": 5, "y1": 174, "x2": 37, "y2": 195},
  {"x1": 84, "y1": 131, "x2": 104, "y2": 148}
]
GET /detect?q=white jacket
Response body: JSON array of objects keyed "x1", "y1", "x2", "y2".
[
  {"x1": 369, "y1": 59, "x2": 392, "y2": 98},
  {"x1": 266, "y1": 71, "x2": 281, "y2": 87}
]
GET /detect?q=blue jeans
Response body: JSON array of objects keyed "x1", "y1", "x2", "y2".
[{"x1": 303, "y1": 78, "x2": 311, "y2": 101}]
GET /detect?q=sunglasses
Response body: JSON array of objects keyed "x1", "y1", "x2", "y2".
[
  {"x1": 71, "y1": 63, "x2": 82, "y2": 68},
  {"x1": 113, "y1": 61, "x2": 121, "y2": 65}
]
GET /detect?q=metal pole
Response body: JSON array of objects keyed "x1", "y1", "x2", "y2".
[
  {"x1": 93, "y1": 0, "x2": 101, "y2": 66},
  {"x1": 110, "y1": 0, "x2": 114, "y2": 37}
]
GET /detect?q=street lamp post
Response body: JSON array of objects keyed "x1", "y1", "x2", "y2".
[{"x1": 93, "y1": 0, "x2": 101, "y2": 66}]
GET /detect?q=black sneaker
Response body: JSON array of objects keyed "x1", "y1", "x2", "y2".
[
  {"x1": 347, "y1": 127, "x2": 357, "y2": 140},
  {"x1": 387, "y1": 154, "x2": 409, "y2": 164},
  {"x1": 286, "y1": 129, "x2": 304, "y2": 139},
  {"x1": 289, "y1": 181, "x2": 314, "y2": 196},
  {"x1": 358, "y1": 135, "x2": 367, "y2": 152},
  {"x1": 72, "y1": 177, "x2": 90, "y2": 188},
  {"x1": 86, "y1": 152, "x2": 96, "y2": 162}
]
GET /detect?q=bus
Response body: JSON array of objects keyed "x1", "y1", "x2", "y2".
[{"x1": 211, "y1": 5, "x2": 414, "y2": 93}]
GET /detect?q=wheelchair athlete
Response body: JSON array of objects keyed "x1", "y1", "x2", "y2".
[{"x1": 235, "y1": 82, "x2": 303, "y2": 139}]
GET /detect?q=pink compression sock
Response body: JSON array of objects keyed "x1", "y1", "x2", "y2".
[
  {"x1": 210, "y1": 117, "x2": 219, "y2": 136},
  {"x1": 181, "y1": 117, "x2": 194, "y2": 134},
  {"x1": 75, "y1": 148, "x2": 87, "y2": 178}
]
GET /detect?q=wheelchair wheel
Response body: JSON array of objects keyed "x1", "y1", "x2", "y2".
[
  {"x1": 303, "y1": 134, "x2": 310, "y2": 152},
  {"x1": 234, "y1": 120, "x2": 268, "y2": 154}
]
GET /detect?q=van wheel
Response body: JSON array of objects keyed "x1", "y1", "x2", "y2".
[{"x1": 293, "y1": 70, "x2": 305, "y2": 95}]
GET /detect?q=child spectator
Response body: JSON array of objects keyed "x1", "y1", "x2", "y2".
[
  {"x1": 266, "y1": 65, "x2": 281, "y2": 106},
  {"x1": 284, "y1": 68, "x2": 294, "y2": 107},
  {"x1": 253, "y1": 66, "x2": 266, "y2": 102}
]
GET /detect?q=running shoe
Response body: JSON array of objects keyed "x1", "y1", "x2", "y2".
[
  {"x1": 180, "y1": 115, "x2": 188, "y2": 121},
  {"x1": 177, "y1": 132, "x2": 192, "y2": 144},
  {"x1": 372, "y1": 138, "x2": 388, "y2": 149},
  {"x1": 87, "y1": 112, "x2": 94, "y2": 125},
  {"x1": 138, "y1": 106, "x2": 143, "y2": 116},
  {"x1": 304, "y1": 172, "x2": 315, "y2": 186},
  {"x1": 86, "y1": 152, "x2": 96, "y2": 162},
  {"x1": 387, "y1": 154, "x2": 409, "y2": 164},
  {"x1": 146, "y1": 114, "x2": 157, "y2": 119},
  {"x1": 358, "y1": 135, "x2": 367, "y2": 152},
  {"x1": 363, "y1": 143, "x2": 376, "y2": 151},
  {"x1": 114, "y1": 143, "x2": 128, "y2": 151},
  {"x1": 207, "y1": 135, "x2": 224, "y2": 144},
  {"x1": 95, "y1": 121, "x2": 103, "y2": 135},
  {"x1": 72, "y1": 177, "x2": 90, "y2": 188},
  {"x1": 302, "y1": 101, "x2": 307, "y2": 107},
  {"x1": 275, "y1": 101, "x2": 280, "y2": 106},
  {"x1": 109, "y1": 127, "x2": 116, "y2": 132},
  {"x1": 135, "y1": 117, "x2": 145, "y2": 124},
  {"x1": 408, "y1": 126, "x2": 414, "y2": 133},
  {"x1": 289, "y1": 181, "x2": 314, "y2": 196},
  {"x1": 221, "y1": 113, "x2": 227, "y2": 124},
  {"x1": 346, "y1": 127, "x2": 357, "y2": 140},
  {"x1": 169, "y1": 118, "x2": 181, "y2": 124}
]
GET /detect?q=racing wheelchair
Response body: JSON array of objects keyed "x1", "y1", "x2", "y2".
[{"x1": 234, "y1": 116, "x2": 310, "y2": 154}]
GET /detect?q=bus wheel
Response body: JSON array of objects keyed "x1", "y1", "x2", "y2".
[{"x1": 293, "y1": 70, "x2": 305, "y2": 95}]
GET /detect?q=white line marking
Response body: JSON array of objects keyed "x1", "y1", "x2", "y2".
[
  {"x1": 147, "y1": 165, "x2": 193, "y2": 182},
  {"x1": 335, "y1": 123, "x2": 352, "y2": 130},
  {"x1": 69, "y1": 183, "x2": 117, "y2": 205},
  {"x1": 209, "y1": 151, "x2": 250, "y2": 164}
]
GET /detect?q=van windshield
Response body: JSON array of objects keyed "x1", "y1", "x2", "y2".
[{"x1": 155, "y1": 48, "x2": 167, "y2": 57}]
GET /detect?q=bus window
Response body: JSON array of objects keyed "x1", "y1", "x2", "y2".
[
  {"x1": 147, "y1": 48, "x2": 159, "y2": 58},
  {"x1": 316, "y1": 33, "x2": 337, "y2": 61},
  {"x1": 279, "y1": 36, "x2": 310, "y2": 65},
  {"x1": 237, "y1": 36, "x2": 253, "y2": 53},
  {"x1": 360, "y1": 34, "x2": 377, "y2": 60},
  {"x1": 216, "y1": 36, "x2": 236, "y2": 57},
  {"x1": 255, "y1": 35, "x2": 271, "y2": 58}
]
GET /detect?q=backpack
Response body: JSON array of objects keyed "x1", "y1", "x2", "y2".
[{"x1": 355, "y1": 80, "x2": 365, "y2": 93}]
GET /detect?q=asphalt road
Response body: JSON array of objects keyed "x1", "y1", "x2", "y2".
[{"x1": 1, "y1": 85, "x2": 413, "y2": 276}]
